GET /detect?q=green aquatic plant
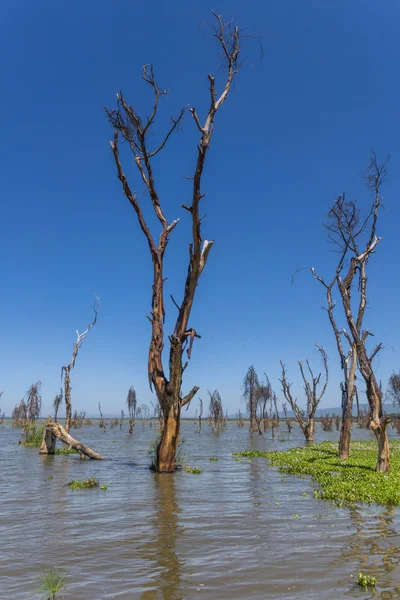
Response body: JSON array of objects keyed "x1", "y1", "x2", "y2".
[
  {"x1": 234, "y1": 441, "x2": 400, "y2": 506},
  {"x1": 38, "y1": 567, "x2": 67, "y2": 599},
  {"x1": 21, "y1": 424, "x2": 44, "y2": 447},
  {"x1": 185, "y1": 466, "x2": 202, "y2": 474},
  {"x1": 47, "y1": 475, "x2": 53, "y2": 480},
  {"x1": 357, "y1": 572, "x2": 376, "y2": 588},
  {"x1": 68, "y1": 477, "x2": 99, "y2": 490},
  {"x1": 100, "y1": 484, "x2": 109, "y2": 491},
  {"x1": 209, "y1": 456, "x2": 218, "y2": 461},
  {"x1": 54, "y1": 447, "x2": 79, "y2": 455}
]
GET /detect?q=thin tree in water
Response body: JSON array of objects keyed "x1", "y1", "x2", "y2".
[
  {"x1": 106, "y1": 13, "x2": 256, "y2": 472},
  {"x1": 280, "y1": 345, "x2": 328, "y2": 442},
  {"x1": 62, "y1": 296, "x2": 99, "y2": 433},
  {"x1": 208, "y1": 390, "x2": 226, "y2": 432},
  {"x1": 243, "y1": 365, "x2": 259, "y2": 437},
  {"x1": 53, "y1": 389, "x2": 63, "y2": 423},
  {"x1": 312, "y1": 154, "x2": 389, "y2": 471},
  {"x1": 126, "y1": 385, "x2": 137, "y2": 433}
]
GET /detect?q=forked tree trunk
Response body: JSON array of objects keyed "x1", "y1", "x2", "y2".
[{"x1": 156, "y1": 406, "x2": 180, "y2": 472}]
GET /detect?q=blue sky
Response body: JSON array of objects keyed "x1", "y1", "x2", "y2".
[{"x1": 1, "y1": 0, "x2": 399, "y2": 417}]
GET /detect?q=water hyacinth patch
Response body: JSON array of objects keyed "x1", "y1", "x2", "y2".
[
  {"x1": 68, "y1": 477, "x2": 99, "y2": 490},
  {"x1": 54, "y1": 447, "x2": 79, "y2": 455},
  {"x1": 185, "y1": 466, "x2": 202, "y2": 474},
  {"x1": 234, "y1": 441, "x2": 400, "y2": 506}
]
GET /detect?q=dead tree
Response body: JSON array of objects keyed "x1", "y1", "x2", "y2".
[
  {"x1": 321, "y1": 154, "x2": 388, "y2": 471},
  {"x1": 254, "y1": 376, "x2": 272, "y2": 434},
  {"x1": 12, "y1": 399, "x2": 27, "y2": 427},
  {"x1": 106, "y1": 13, "x2": 249, "y2": 472},
  {"x1": 236, "y1": 409, "x2": 245, "y2": 427},
  {"x1": 280, "y1": 345, "x2": 328, "y2": 442},
  {"x1": 271, "y1": 392, "x2": 280, "y2": 438},
  {"x1": 98, "y1": 402, "x2": 107, "y2": 431},
  {"x1": 40, "y1": 420, "x2": 104, "y2": 459},
  {"x1": 127, "y1": 385, "x2": 137, "y2": 433},
  {"x1": 208, "y1": 390, "x2": 226, "y2": 432},
  {"x1": 120, "y1": 410, "x2": 125, "y2": 431},
  {"x1": 53, "y1": 389, "x2": 63, "y2": 423},
  {"x1": 387, "y1": 371, "x2": 400, "y2": 411},
  {"x1": 243, "y1": 366, "x2": 260, "y2": 436},
  {"x1": 26, "y1": 381, "x2": 42, "y2": 423},
  {"x1": 198, "y1": 398, "x2": 203, "y2": 433},
  {"x1": 282, "y1": 402, "x2": 292, "y2": 436},
  {"x1": 62, "y1": 296, "x2": 99, "y2": 433}
]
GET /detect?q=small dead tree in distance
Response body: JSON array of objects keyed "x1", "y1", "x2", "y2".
[
  {"x1": 127, "y1": 385, "x2": 137, "y2": 433},
  {"x1": 53, "y1": 389, "x2": 63, "y2": 423},
  {"x1": 243, "y1": 365, "x2": 259, "y2": 436},
  {"x1": 280, "y1": 344, "x2": 328, "y2": 442},
  {"x1": 254, "y1": 375, "x2": 272, "y2": 434},
  {"x1": 106, "y1": 14, "x2": 255, "y2": 472},
  {"x1": 208, "y1": 389, "x2": 226, "y2": 432},
  {"x1": 62, "y1": 296, "x2": 100, "y2": 433}
]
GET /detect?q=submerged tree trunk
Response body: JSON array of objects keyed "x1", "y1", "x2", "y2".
[
  {"x1": 338, "y1": 347, "x2": 357, "y2": 459},
  {"x1": 304, "y1": 420, "x2": 315, "y2": 442},
  {"x1": 156, "y1": 406, "x2": 180, "y2": 472},
  {"x1": 40, "y1": 421, "x2": 104, "y2": 460}
]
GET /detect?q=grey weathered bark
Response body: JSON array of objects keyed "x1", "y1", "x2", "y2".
[
  {"x1": 106, "y1": 13, "x2": 248, "y2": 471},
  {"x1": 40, "y1": 421, "x2": 104, "y2": 460},
  {"x1": 323, "y1": 153, "x2": 389, "y2": 471},
  {"x1": 62, "y1": 296, "x2": 99, "y2": 433},
  {"x1": 280, "y1": 345, "x2": 328, "y2": 442}
]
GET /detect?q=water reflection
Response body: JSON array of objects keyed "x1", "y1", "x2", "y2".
[
  {"x1": 140, "y1": 474, "x2": 183, "y2": 600},
  {"x1": 342, "y1": 507, "x2": 400, "y2": 599}
]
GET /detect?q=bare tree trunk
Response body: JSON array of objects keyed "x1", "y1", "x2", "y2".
[
  {"x1": 156, "y1": 406, "x2": 180, "y2": 472},
  {"x1": 371, "y1": 419, "x2": 390, "y2": 472},
  {"x1": 40, "y1": 426, "x2": 57, "y2": 454},
  {"x1": 338, "y1": 346, "x2": 357, "y2": 459},
  {"x1": 64, "y1": 370, "x2": 72, "y2": 433},
  {"x1": 305, "y1": 420, "x2": 315, "y2": 442}
]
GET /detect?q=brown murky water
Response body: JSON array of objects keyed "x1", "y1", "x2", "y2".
[{"x1": 2, "y1": 422, "x2": 400, "y2": 599}]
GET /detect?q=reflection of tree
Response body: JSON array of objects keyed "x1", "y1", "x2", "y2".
[
  {"x1": 140, "y1": 474, "x2": 183, "y2": 600},
  {"x1": 342, "y1": 507, "x2": 400, "y2": 598}
]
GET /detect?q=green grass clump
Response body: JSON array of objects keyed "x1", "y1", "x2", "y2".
[
  {"x1": 234, "y1": 441, "x2": 400, "y2": 506},
  {"x1": 55, "y1": 447, "x2": 79, "y2": 455},
  {"x1": 185, "y1": 466, "x2": 202, "y2": 474},
  {"x1": 68, "y1": 477, "x2": 99, "y2": 490},
  {"x1": 357, "y1": 572, "x2": 376, "y2": 588},
  {"x1": 38, "y1": 567, "x2": 67, "y2": 599},
  {"x1": 21, "y1": 424, "x2": 44, "y2": 447},
  {"x1": 209, "y1": 456, "x2": 218, "y2": 461}
]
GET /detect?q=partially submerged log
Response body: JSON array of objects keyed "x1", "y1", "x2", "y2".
[{"x1": 39, "y1": 420, "x2": 104, "y2": 460}]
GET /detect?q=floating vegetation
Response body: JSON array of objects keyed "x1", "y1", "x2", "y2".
[
  {"x1": 100, "y1": 484, "x2": 109, "y2": 491},
  {"x1": 68, "y1": 477, "x2": 99, "y2": 490},
  {"x1": 209, "y1": 456, "x2": 218, "y2": 461},
  {"x1": 185, "y1": 466, "x2": 202, "y2": 474},
  {"x1": 234, "y1": 441, "x2": 400, "y2": 506},
  {"x1": 293, "y1": 514, "x2": 301, "y2": 519},
  {"x1": 357, "y1": 573, "x2": 376, "y2": 589},
  {"x1": 37, "y1": 567, "x2": 67, "y2": 599},
  {"x1": 55, "y1": 447, "x2": 79, "y2": 455}
]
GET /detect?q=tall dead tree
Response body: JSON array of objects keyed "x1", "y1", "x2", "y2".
[
  {"x1": 243, "y1": 366, "x2": 260, "y2": 437},
  {"x1": 26, "y1": 381, "x2": 42, "y2": 423},
  {"x1": 280, "y1": 345, "x2": 328, "y2": 442},
  {"x1": 208, "y1": 389, "x2": 226, "y2": 432},
  {"x1": 106, "y1": 13, "x2": 249, "y2": 471},
  {"x1": 62, "y1": 296, "x2": 99, "y2": 433},
  {"x1": 312, "y1": 154, "x2": 389, "y2": 471},
  {"x1": 126, "y1": 385, "x2": 137, "y2": 433}
]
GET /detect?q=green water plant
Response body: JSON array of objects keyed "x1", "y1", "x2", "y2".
[
  {"x1": 68, "y1": 477, "x2": 99, "y2": 490},
  {"x1": 54, "y1": 447, "x2": 79, "y2": 455},
  {"x1": 38, "y1": 567, "x2": 67, "y2": 599},
  {"x1": 100, "y1": 484, "x2": 109, "y2": 491},
  {"x1": 21, "y1": 424, "x2": 44, "y2": 447},
  {"x1": 233, "y1": 440, "x2": 400, "y2": 506},
  {"x1": 209, "y1": 456, "x2": 218, "y2": 461},
  {"x1": 185, "y1": 466, "x2": 202, "y2": 474},
  {"x1": 357, "y1": 573, "x2": 376, "y2": 589}
]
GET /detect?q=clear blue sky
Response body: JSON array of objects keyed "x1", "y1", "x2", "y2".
[{"x1": 1, "y1": 0, "x2": 399, "y2": 417}]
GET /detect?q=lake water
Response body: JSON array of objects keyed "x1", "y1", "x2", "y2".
[{"x1": 1, "y1": 421, "x2": 400, "y2": 599}]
